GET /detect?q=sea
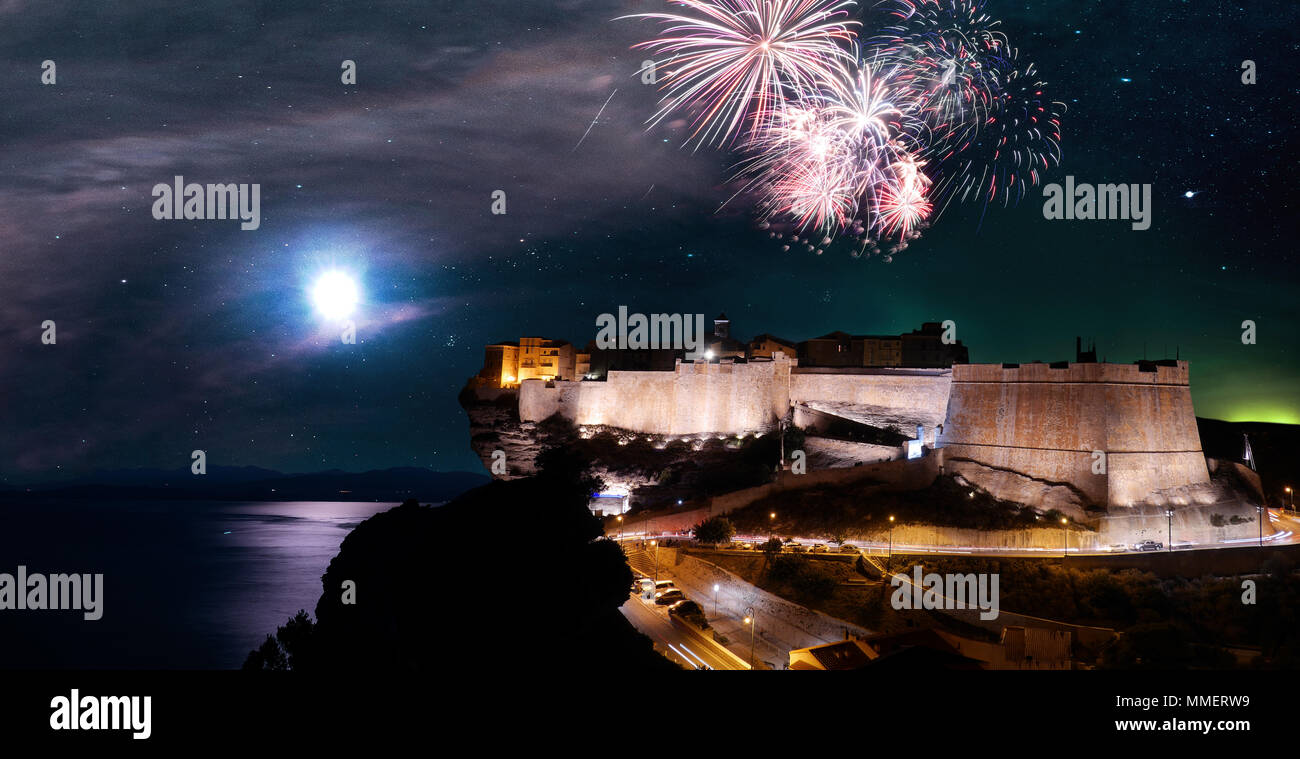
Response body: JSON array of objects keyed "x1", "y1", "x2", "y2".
[{"x1": 0, "y1": 500, "x2": 401, "y2": 669}]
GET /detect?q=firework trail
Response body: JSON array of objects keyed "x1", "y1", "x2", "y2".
[{"x1": 573, "y1": 89, "x2": 618, "y2": 152}]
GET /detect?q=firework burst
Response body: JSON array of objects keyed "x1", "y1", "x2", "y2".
[
  {"x1": 625, "y1": 0, "x2": 1063, "y2": 257},
  {"x1": 625, "y1": 0, "x2": 859, "y2": 148},
  {"x1": 872, "y1": 0, "x2": 1008, "y2": 150},
  {"x1": 740, "y1": 60, "x2": 921, "y2": 240},
  {"x1": 876, "y1": 149, "x2": 933, "y2": 236},
  {"x1": 932, "y1": 55, "x2": 1064, "y2": 207}
]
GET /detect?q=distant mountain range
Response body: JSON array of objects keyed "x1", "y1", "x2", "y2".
[{"x1": 0, "y1": 466, "x2": 490, "y2": 504}]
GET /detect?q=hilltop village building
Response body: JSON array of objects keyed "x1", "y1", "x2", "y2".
[
  {"x1": 475, "y1": 337, "x2": 576, "y2": 388},
  {"x1": 797, "y1": 322, "x2": 969, "y2": 368},
  {"x1": 748, "y1": 334, "x2": 798, "y2": 360},
  {"x1": 475, "y1": 316, "x2": 967, "y2": 389}
]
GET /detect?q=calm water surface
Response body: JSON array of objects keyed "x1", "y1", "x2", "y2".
[{"x1": 0, "y1": 500, "x2": 400, "y2": 668}]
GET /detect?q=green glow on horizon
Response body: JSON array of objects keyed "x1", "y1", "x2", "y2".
[{"x1": 1215, "y1": 405, "x2": 1300, "y2": 425}]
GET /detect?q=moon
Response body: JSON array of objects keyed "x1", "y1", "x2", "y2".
[{"x1": 311, "y1": 270, "x2": 360, "y2": 320}]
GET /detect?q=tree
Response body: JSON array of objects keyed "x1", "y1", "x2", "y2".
[
  {"x1": 242, "y1": 443, "x2": 680, "y2": 673},
  {"x1": 243, "y1": 634, "x2": 287, "y2": 671},
  {"x1": 241, "y1": 609, "x2": 312, "y2": 671},
  {"x1": 761, "y1": 537, "x2": 783, "y2": 559},
  {"x1": 693, "y1": 516, "x2": 736, "y2": 545},
  {"x1": 782, "y1": 424, "x2": 806, "y2": 460}
]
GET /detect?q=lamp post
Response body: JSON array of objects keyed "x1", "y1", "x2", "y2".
[
  {"x1": 651, "y1": 539, "x2": 659, "y2": 583},
  {"x1": 779, "y1": 419, "x2": 785, "y2": 471},
  {"x1": 1165, "y1": 509, "x2": 1173, "y2": 552},
  {"x1": 1286, "y1": 486, "x2": 1294, "y2": 512},
  {"x1": 743, "y1": 606, "x2": 756, "y2": 668},
  {"x1": 1061, "y1": 517, "x2": 1069, "y2": 559},
  {"x1": 617, "y1": 514, "x2": 623, "y2": 543},
  {"x1": 713, "y1": 583, "x2": 720, "y2": 618},
  {"x1": 769, "y1": 511, "x2": 776, "y2": 541},
  {"x1": 887, "y1": 516, "x2": 895, "y2": 574}
]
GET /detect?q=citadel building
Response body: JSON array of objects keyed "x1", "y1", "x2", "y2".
[
  {"x1": 475, "y1": 337, "x2": 577, "y2": 388},
  {"x1": 796, "y1": 322, "x2": 969, "y2": 369},
  {"x1": 476, "y1": 316, "x2": 967, "y2": 387},
  {"x1": 471, "y1": 320, "x2": 1249, "y2": 525}
]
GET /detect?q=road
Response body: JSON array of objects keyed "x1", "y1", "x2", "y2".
[
  {"x1": 618, "y1": 508, "x2": 1300, "y2": 559},
  {"x1": 619, "y1": 593, "x2": 747, "y2": 670}
]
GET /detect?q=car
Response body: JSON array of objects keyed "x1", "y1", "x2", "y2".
[
  {"x1": 1105, "y1": 544, "x2": 1128, "y2": 553},
  {"x1": 786, "y1": 543, "x2": 806, "y2": 553},
  {"x1": 1134, "y1": 540, "x2": 1163, "y2": 552},
  {"x1": 838, "y1": 544, "x2": 862, "y2": 554},
  {"x1": 810, "y1": 544, "x2": 828, "y2": 554},
  {"x1": 667, "y1": 599, "x2": 704, "y2": 617},
  {"x1": 735, "y1": 542, "x2": 754, "y2": 550},
  {"x1": 654, "y1": 589, "x2": 686, "y2": 605},
  {"x1": 653, "y1": 580, "x2": 675, "y2": 591}
]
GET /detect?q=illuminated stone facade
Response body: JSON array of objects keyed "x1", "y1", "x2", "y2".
[
  {"x1": 939, "y1": 361, "x2": 1211, "y2": 509},
  {"x1": 517, "y1": 355, "x2": 1214, "y2": 511},
  {"x1": 476, "y1": 337, "x2": 575, "y2": 388}
]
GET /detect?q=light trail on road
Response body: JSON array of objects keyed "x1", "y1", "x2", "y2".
[{"x1": 615, "y1": 508, "x2": 1299, "y2": 558}]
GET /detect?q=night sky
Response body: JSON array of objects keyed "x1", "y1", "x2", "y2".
[{"x1": 2, "y1": 0, "x2": 1296, "y2": 483}]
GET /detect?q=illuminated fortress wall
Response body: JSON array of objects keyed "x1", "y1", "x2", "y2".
[
  {"x1": 519, "y1": 357, "x2": 1212, "y2": 512},
  {"x1": 788, "y1": 369, "x2": 952, "y2": 429},
  {"x1": 938, "y1": 362, "x2": 1210, "y2": 509},
  {"x1": 520, "y1": 358, "x2": 954, "y2": 438},
  {"x1": 519, "y1": 355, "x2": 794, "y2": 436}
]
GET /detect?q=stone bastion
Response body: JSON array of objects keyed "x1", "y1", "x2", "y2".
[
  {"x1": 514, "y1": 356, "x2": 1252, "y2": 530},
  {"x1": 937, "y1": 361, "x2": 1212, "y2": 512}
]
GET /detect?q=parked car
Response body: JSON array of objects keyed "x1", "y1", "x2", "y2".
[
  {"x1": 838, "y1": 544, "x2": 862, "y2": 554},
  {"x1": 810, "y1": 544, "x2": 828, "y2": 554},
  {"x1": 785, "y1": 543, "x2": 806, "y2": 553},
  {"x1": 1105, "y1": 544, "x2": 1129, "y2": 553},
  {"x1": 737, "y1": 542, "x2": 754, "y2": 550},
  {"x1": 1134, "y1": 540, "x2": 1164, "y2": 551},
  {"x1": 654, "y1": 589, "x2": 686, "y2": 605},
  {"x1": 654, "y1": 580, "x2": 676, "y2": 591}
]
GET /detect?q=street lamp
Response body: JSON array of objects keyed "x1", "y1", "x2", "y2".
[
  {"x1": 617, "y1": 514, "x2": 623, "y2": 542},
  {"x1": 713, "y1": 583, "x2": 720, "y2": 617},
  {"x1": 887, "y1": 516, "x2": 895, "y2": 574},
  {"x1": 651, "y1": 539, "x2": 659, "y2": 582},
  {"x1": 1165, "y1": 509, "x2": 1173, "y2": 552},
  {"x1": 743, "y1": 606, "x2": 756, "y2": 668},
  {"x1": 1286, "y1": 486, "x2": 1294, "y2": 512},
  {"x1": 779, "y1": 419, "x2": 785, "y2": 471},
  {"x1": 1061, "y1": 517, "x2": 1069, "y2": 559}
]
